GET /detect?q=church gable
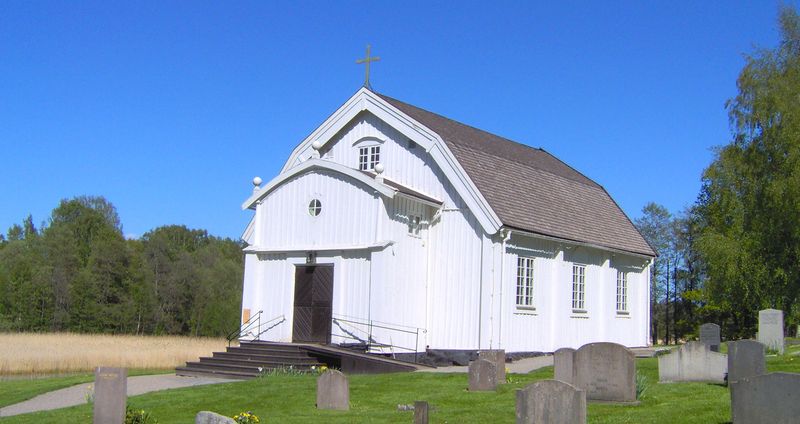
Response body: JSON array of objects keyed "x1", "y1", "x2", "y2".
[
  {"x1": 249, "y1": 169, "x2": 384, "y2": 251},
  {"x1": 305, "y1": 111, "x2": 457, "y2": 209}
]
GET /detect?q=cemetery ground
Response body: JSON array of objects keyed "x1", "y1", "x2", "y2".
[{"x1": 1, "y1": 342, "x2": 799, "y2": 423}]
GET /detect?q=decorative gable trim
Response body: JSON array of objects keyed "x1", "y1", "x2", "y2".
[
  {"x1": 242, "y1": 158, "x2": 395, "y2": 210},
  {"x1": 281, "y1": 88, "x2": 503, "y2": 234}
]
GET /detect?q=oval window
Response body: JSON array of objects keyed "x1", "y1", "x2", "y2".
[{"x1": 308, "y1": 199, "x2": 322, "y2": 216}]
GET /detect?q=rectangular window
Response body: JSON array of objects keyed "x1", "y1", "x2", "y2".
[
  {"x1": 358, "y1": 146, "x2": 381, "y2": 171},
  {"x1": 572, "y1": 264, "x2": 586, "y2": 311},
  {"x1": 516, "y1": 257, "x2": 535, "y2": 308},
  {"x1": 616, "y1": 270, "x2": 628, "y2": 313}
]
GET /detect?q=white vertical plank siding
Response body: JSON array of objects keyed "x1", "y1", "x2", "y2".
[{"x1": 257, "y1": 171, "x2": 379, "y2": 248}]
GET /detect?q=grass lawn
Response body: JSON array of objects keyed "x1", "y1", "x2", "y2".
[{"x1": 2, "y1": 347, "x2": 798, "y2": 424}]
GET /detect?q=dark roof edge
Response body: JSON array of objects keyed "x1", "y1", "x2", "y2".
[{"x1": 597, "y1": 185, "x2": 659, "y2": 257}]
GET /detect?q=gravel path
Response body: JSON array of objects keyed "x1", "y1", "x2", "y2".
[
  {"x1": 0, "y1": 374, "x2": 240, "y2": 417},
  {"x1": 418, "y1": 355, "x2": 553, "y2": 373}
]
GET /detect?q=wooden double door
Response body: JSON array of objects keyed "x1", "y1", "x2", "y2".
[{"x1": 292, "y1": 265, "x2": 333, "y2": 344}]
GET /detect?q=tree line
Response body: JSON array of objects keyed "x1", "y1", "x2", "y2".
[
  {"x1": 636, "y1": 6, "x2": 800, "y2": 344},
  {"x1": 0, "y1": 196, "x2": 243, "y2": 336}
]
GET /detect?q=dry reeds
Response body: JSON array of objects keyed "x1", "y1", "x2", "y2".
[{"x1": 0, "y1": 332, "x2": 232, "y2": 375}]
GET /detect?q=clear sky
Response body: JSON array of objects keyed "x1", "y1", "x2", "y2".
[{"x1": 1, "y1": 1, "x2": 794, "y2": 240}]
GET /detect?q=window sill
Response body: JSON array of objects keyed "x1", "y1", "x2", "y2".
[
  {"x1": 515, "y1": 306, "x2": 536, "y2": 315},
  {"x1": 616, "y1": 311, "x2": 630, "y2": 318},
  {"x1": 570, "y1": 309, "x2": 589, "y2": 319}
]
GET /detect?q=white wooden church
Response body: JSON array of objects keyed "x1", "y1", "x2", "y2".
[{"x1": 240, "y1": 88, "x2": 655, "y2": 357}]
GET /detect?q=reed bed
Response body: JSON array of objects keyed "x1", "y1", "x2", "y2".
[{"x1": 0, "y1": 333, "x2": 231, "y2": 375}]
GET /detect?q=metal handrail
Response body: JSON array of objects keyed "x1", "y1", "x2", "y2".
[
  {"x1": 227, "y1": 310, "x2": 285, "y2": 346},
  {"x1": 331, "y1": 315, "x2": 427, "y2": 361},
  {"x1": 227, "y1": 310, "x2": 262, "y2": 346}
]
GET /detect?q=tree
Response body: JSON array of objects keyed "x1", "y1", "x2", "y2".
[
  {"x1": 696, "y1": 6, "x2": 800, "y2": 338},
  {"x1": 635, "y1": 203, "x2": 672, "y2": 344}
]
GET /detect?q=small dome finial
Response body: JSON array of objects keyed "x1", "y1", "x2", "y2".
[
  {"x1": 252, "y1": 177, "x2": 263, "y2": 193},
  {"x1": 312, "y1": 141, "x2": 322, "y2": 151},
  {"x1": 374, "y1": 163, "x2": 384, "y2": 174}
]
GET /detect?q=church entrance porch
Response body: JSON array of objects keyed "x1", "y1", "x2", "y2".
[{"x1": 292, "y1": 265, "x2": 334, "y2": 344}]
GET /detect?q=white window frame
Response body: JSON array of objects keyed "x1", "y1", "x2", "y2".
[
  {"x1": 408, "y1": 215, "x2": 421, "y2": 237},
  {"x1": 616, "y1": 270, "x2": 628, "y2": 314},
  {"x1": 308, "y1": 199, "x2": 322, "y2": 217},
  {"x1": 358, "y1": 145, "x2": 381, "y2": 171},
  {"x1": 516, "y1": 256, "x2": 535, "y2": 309},
  {"x1": 572, "y1": 264, "x2": 586, "y2": 312}
]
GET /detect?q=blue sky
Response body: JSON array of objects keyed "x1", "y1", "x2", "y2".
[{"x1": 0, "y1": 1, "x2": 794, "y2": 240}]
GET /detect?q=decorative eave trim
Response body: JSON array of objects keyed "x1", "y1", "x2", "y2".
[
  {"x1": 280, "y1": 88, "x2": 503, "y2": 234},
  {"x1": 242, "y1": 158, "x2": 395, "y2": 210},
  {"x1": 243, "y1": 240, "x2": 394, "y2": 254},
  {"x1": 240, "y1": 217, "x2": 255, "y2": 245},
  {"x1": 505, "y1": 226, "x2": 656, "y2": 260}
]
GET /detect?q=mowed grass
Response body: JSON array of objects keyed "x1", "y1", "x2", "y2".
[
  {"x1": 2, "y1": 345, "x2": 798, "y2": 423},
  {"x1": 0, "y1": 333, "x2": 229, "y2": 375}
]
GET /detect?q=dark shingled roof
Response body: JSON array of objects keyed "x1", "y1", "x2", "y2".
[{"x1": 376, "y1": 93, "x2": 655, "y2": 257}]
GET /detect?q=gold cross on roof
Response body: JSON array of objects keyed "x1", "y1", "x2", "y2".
[{"x1": 356, "y1": 44, "x2": 380, "y2": 90}]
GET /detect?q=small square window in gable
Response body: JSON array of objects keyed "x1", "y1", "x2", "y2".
[{"x1": 358, "y1": 145, "x2": 381, "y2": 171}]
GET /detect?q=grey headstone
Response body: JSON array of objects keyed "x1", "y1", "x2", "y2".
[
  {"x1": 93, "y1": 367, "x2": 127, "y2": 424},
  {"x1": 413, "y1": 401, "x2": 429, "y2": 424},
  {"x1": 758, "y1": 309, "x2": 784, "y2": 354},
  {"x1": 730, "y1": 372, "x2": 800, "y2": 424},
  {"x1": 553, "y1": 348, "x2": 576, "y2": 385},
  {"x1": 195, "y1": 411, "x2": 236, "y2": 424},
  {"x1": 316, "y1": 370, "x2": 349, "y2": 410},
  {"x1": 699, "y1": 323, "x2": 721, "y2": 352},
  {"x1": 658, "y1": 342, "x2": 727, "y2": 383},
  {"x1": 468, "y1": 359, "x2": 498, "y2": 391},
  {"x1": 515, "y1": 380, "x2": 586, "y2": 424},
  {"x1": 573, "y1": 342, "x2": 636, "y2": 403},
  {"x1": 728, "y1": 340, "x2": 766, "y2": 384},
  {"x1": 478, "y1": 349, "x2": 506, "y2": 383}
]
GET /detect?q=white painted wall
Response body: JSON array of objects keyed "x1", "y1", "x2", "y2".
[
  {"x1": 241, "y1": 108, "x2": 652, "y2": 354},
  {"x1": 498, "y1": 233, "x2": 651, "y2": 352}
]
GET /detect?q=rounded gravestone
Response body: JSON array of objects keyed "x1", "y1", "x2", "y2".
[
  {"x1": 316, "y1": 370, "x2": 349, "y2": 410},
  {"x1": 516, "y1": 379, "x2": 586, "y2": 424},
  {"x1": 468, "y1": 359, "x2": 498, "y2": 391},
  {"x1": 573, "y1": 342, "x2": 636, "y2": 403}
]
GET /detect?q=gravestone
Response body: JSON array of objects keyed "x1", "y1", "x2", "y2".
[
  {"x1": 553, "y1": 348, "x2": 576, "y2": 385},
  {"x1": 698, "y1": 323, "x2": 721, "y2": 352},
  {"x1": 730, "y1": 372, "x2": 800, "y2": 423},
  {"x1": 195, "y1": 411, "x2": 236, "y2": 424},
  {"x1": 478, "y1": 349, "x2": 506, "y2": 383},
  {"x1": 468, "y1": 359, "x2": 498, "y2": 391},
  {"x1": 316, "y1": 370, "x2": 349, "y2": 410},
  {"x1": 758, "y1": 309, "x2": 784, "y2": 354},
  {"x1": 413, "y1": 401, "x2": 429, "y2": 424},
  {"x1": 93, "y1": 367, "x2": 127, "y2": 424},
  {"x1": 515, "y1": 380, "x2": 586, "y2": 424},
  {"x1": 573, "y1": 342, "x2": 636, "y2": 403},
  {"x1": 727, "y1": 340, "x2": 766, "y2": 384},
  {"x1": 658, "y1": 341, "x2": 727, "y2": 383}
]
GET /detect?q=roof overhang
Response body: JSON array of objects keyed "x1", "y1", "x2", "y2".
[
  {"x1": 242, "y1": 158, "x2": 396, "y2": 210},
  {"x1": 280, "y1": 87, "x2": 503, "y2": 235}
]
